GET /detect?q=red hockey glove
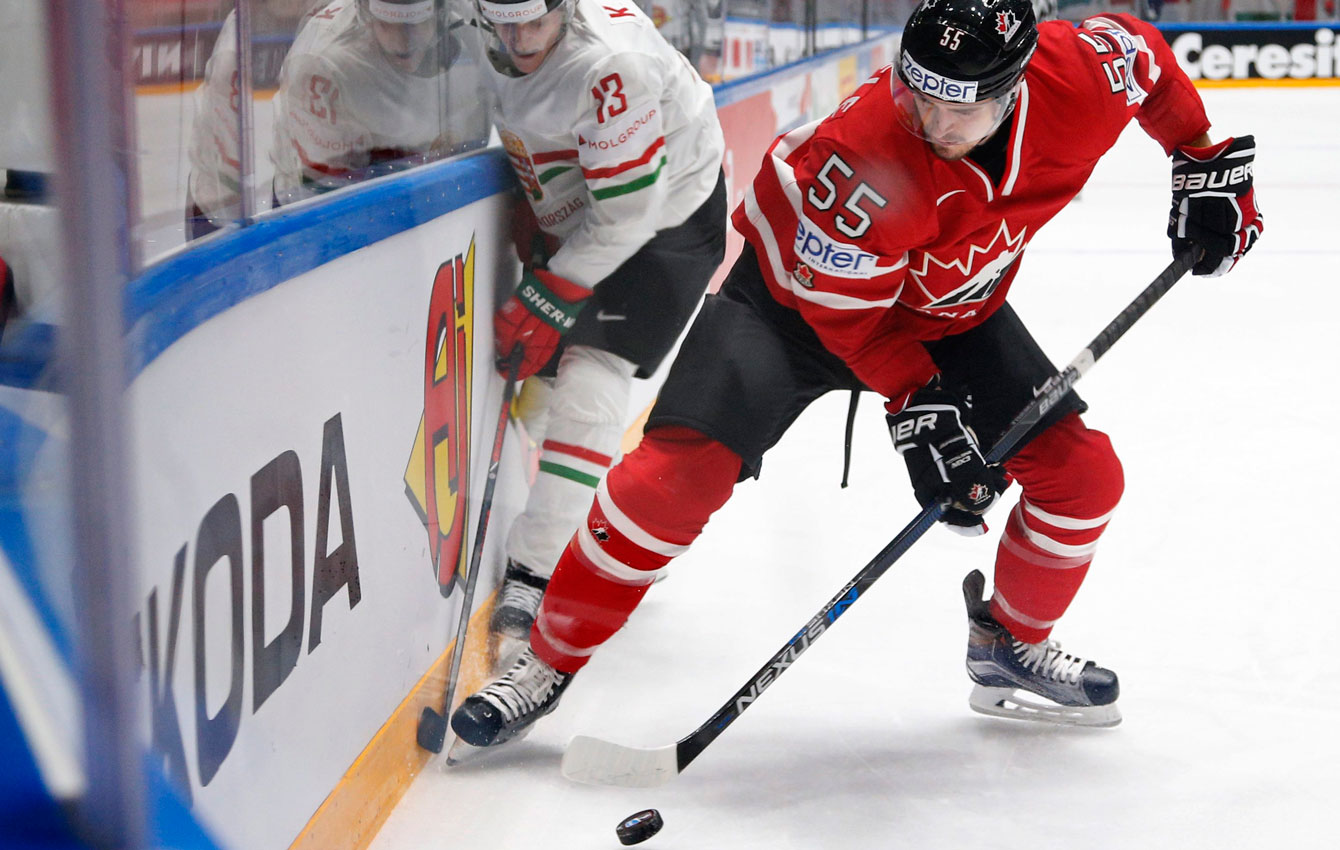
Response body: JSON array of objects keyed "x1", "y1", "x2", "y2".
[
  {"x1": 510, "y1": 199, "x2": 561, "y2": 270},
  {"x1": 494, "y1": 268, "x2": 591, "y2": 379},
  {"x1": 1169, "y1": 135, "x2": 1263, "y2": 277},
  {"x1": 886, "y1": 379, "x2": 1009, "y2": 537}
]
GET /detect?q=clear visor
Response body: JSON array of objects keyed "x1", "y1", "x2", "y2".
[
  {"x1": 477, "y1": 1, "x2": 571, "y2": 72},
  {"x1": 892, "y1": 76, "x2": 1017, "y2": 148},
  {"x1": 363, "y1": 1, "x2": 442, "y2": 73}
]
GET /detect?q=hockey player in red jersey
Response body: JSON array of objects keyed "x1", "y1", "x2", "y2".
[{"x1": 450, "y1": 0, "x2": 1263, "y2": 750}]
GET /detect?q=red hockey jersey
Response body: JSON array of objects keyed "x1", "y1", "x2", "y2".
[{"x1": 730, "y1": 14, "x2": 1209, "y2": 407}]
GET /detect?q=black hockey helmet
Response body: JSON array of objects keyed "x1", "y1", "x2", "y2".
[{"x1": 898, "y1": 0, "x2": 1039, "y2": 103}]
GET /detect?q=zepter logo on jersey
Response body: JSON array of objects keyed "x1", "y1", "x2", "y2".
[
  {"x1": 500, "y1": 129, "x2": 543, "y2": 200},
  {"x1": 794, "y1": 215, "x2": 882, "y2": 279}
]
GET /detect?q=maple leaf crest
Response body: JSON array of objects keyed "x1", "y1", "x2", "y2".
[
  {"x1": 996, "y1": 10, "x2": 1021, "y2": 41},
  {"x1": 908, "y1": 219, "x2": 1028, "y2": 310},
  {"x1": 791, "y1": 263, "x2": 815, "y2": 289}
]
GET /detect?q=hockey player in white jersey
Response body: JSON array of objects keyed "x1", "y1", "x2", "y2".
[
  {"x1": 185, "y1": 0, "x2": 316, "y2": 239},
  {"x1": 270, "y1": 0, "x2": 491, "y2": 206},
  {"x1": 467, "y1": 0, "x2": 726, "y2": 672}
]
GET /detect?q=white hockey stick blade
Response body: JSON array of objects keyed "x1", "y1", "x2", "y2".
[{"x1": 562, "y1": 735, "x2": 679, "y2": 787}]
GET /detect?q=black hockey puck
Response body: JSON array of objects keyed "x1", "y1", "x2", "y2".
[{"x1": 616, "y1": 809, "x2": 664, "y2": 845}]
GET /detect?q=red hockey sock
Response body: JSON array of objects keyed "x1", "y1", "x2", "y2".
[
  {"x1": 989, "y1": 413, "x2": 1124, "y2": 644},
  {"x1": 531, "y1": 427, "x2": 742, "y2": 671}
]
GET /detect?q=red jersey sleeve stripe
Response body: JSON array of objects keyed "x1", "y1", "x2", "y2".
[
  {"x1": 532, "y1": 149, "x2": 581, "y2": 165},
  {"x1": 580, "y1": 136, "x2": 666, "y2": 179}
]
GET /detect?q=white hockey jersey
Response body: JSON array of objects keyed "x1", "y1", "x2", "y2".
[
  {"x1": 271, "y1": 1, "x2": 491, "y2": 205},
  {"x1": 480, "y1": 0, "x2": 724, "y2": 289},
  {"x1": 186, "y1": 10, "x2": 247, "y2": 226}
]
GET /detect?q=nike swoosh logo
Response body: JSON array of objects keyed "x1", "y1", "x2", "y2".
[{"x1": 596, "y1": 310, "x2": 626, "y2": 322}]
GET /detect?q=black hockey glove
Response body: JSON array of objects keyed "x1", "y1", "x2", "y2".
[
  {"x1": 1168, "y1": 135, "x2": 1263, "y2": 277},
  {"x1": 886, "y1": 379, "x2": 1009, "y2": 537}
]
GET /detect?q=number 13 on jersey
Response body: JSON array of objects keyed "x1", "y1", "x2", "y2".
[{"x1": 592, "y1": 73, "x2": 627, "y2": 124}]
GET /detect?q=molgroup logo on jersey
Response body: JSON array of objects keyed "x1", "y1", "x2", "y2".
[
  {"x1": 404, "y1": 239, "x2": 477, "y2": 597},
  {"x1": 1166, "y1": 25, "x2": 1340, "y2": 83}
]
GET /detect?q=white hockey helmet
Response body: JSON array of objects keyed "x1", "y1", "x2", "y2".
[{"x1": 357, "y1": 0, "x2": 460, "y2": 75}]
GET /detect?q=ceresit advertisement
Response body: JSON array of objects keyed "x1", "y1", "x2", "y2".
[
  {"x1": 126, "y1": 191, "x2": 524, "y2": 850},
  {"x1": 1162, "y1": 23, "x2": 1340, "y2": 84}
]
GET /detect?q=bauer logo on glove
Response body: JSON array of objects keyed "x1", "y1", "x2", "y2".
[{"x1": 1168, "y1": 135, "x2": 1264, "y2": 277}]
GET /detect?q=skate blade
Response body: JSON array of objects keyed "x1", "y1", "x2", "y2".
[
  {"x1": 445, "y1": 737, "x2": 487, "y2": 766},
  {"x1": 444, "y1": 724, "x2": 535, "y2": 767},
  {"x1": 969, "y1": 685, "x2": 1122, "y2": 728}
]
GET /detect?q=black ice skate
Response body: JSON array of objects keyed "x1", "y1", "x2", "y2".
[
  {"x1": 490, "y1": 560, "x2": 548, "y2": 640},
  {"x1": 962, "y1": 570, "x2": 1121, "y2": 728},
  {"x1": 449, "y1": 646, "x2": 572, "y2": 758}
]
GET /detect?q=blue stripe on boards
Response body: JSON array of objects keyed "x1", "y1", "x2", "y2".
[
  {"x1": 124, "y1": 149, "x2": 513, "y2": 377},
  {"x1": 0, "y1": 405, "x2": 72, "y2": 662}
]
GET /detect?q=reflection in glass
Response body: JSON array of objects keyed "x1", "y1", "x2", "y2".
[
  {"x1": 186, "y1": 0, "x2": 320, "y2": 240},
  {"x1": 269, "y1": 0, "x2": 491, "y2": 207}
]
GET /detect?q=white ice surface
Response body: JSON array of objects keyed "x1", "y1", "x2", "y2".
[{"x1": 354, "y1": 86, "x2": 1340, "y2": 850}]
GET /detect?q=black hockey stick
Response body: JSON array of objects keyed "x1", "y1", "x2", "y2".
[
  {"x1": 418, "y1": 349, "x2": 523, "y2": 753},
  {"x1": 561, "y1": 250, "x2": 1197, "y2": 787}
]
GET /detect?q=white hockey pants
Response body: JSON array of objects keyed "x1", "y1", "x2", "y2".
[{"x1": 505, "y1": 345, "x2": 635, "y2": 578}]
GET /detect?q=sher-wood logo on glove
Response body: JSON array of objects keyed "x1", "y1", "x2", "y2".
[{"x1": 520, "y1": 278, "x2": 581, "y2": 331}]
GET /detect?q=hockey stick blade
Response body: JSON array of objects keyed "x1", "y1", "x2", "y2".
[
  {"x1": 562, "y1": 736, "x2": 679, "y2": 788},
  {"x1": 417, "y1": 706, "x2": 449, "y2": 753}
]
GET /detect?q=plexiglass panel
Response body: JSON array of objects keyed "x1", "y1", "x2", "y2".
[{"x1": 130, "y1": 0, "x2": 496, "y2": 260}]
